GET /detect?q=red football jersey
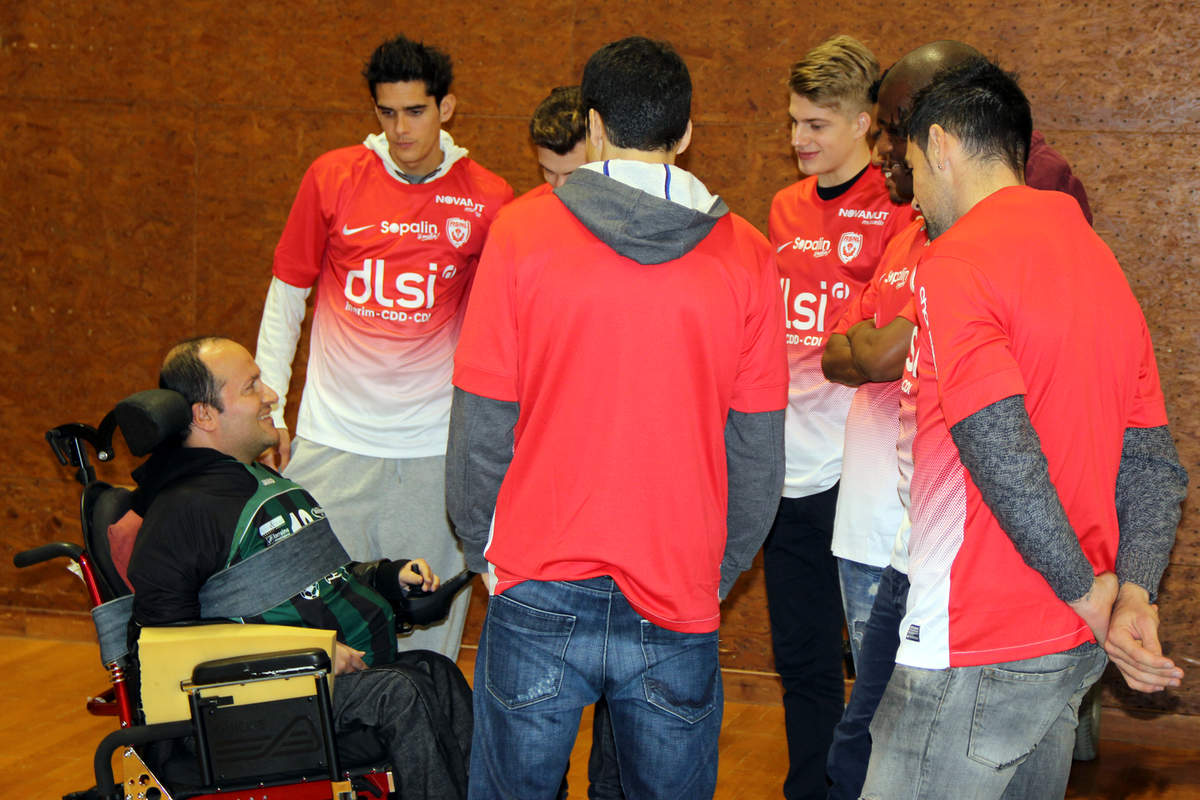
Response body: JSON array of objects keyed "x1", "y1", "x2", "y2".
[
  {"x1": 454, "y1": 192, "x2": 788, "y2": 633},
  {"x1": 901, "y1": 186, "x2": 1168, "y2": 668},
  {"x1": 272, "y1": 144, "x2": 513, "y2": 456},
  {"x1": 830, "y1": 218, "x2": 928, "y2": 566},
  {"x1": 769, "y1": 165, "x2": 912, "y2": 496}
]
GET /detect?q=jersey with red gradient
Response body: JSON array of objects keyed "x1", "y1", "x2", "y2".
[
  {"x1": 899, "y1": 186, "x2": 1168, "y2": 669},
  {"x1": 829, "y1": 218, "x2": 928, "y2": 566},
  {"x1": 273, "y1": 146, "x2": 513, "y2": 457},
  {"x1": 453, "y1": 193, "x2": 788, "y2": 634},
  {"x1": 769, "y1": 165, "x2": 912, "y2": 497}
]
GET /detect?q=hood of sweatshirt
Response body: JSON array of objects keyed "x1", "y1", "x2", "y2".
[
  {"x1": 362, "y1": 129, "x2": 469, "y2": 184},
  {"x1": 554, "y1": 159, "x2": 730, "y2": 265}
]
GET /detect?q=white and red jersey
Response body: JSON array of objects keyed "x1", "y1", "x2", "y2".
[
  {"x1": 769, "y1": 166, "x2": 912, "y2": 497},
  {"x1": 899, "y1": 186, "x2": 1168, "y2": 669},
  {"x1": 270, "y1": 135, "x2": 513, "y2": 457},
  {"x1": 830, "y1": 218, "x2": 927, "y2": 566}
]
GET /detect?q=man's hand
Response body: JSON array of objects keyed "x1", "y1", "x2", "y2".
[
  {"x1": 1105, "y1": 582, "x2": 1184, "y2": 693},
  {"x1": 399, "y1": 558, "x2": 440, "y2": 593},
  {"x1": 259, "y1": 427, "x2": 292, "y2": 471},
  {"x1": 334, "y1": 641, "x2": 367, "y2": 675},
  {"x1": 1067, "y1": 571, "x2": 1119, "y2": 645}
]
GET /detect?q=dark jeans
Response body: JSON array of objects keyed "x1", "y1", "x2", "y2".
[
  {"x1": 335, "y1": 649, "x2": 474, "y2": 800},
  {"x1": 764, "y1": 487, "x2": 845, "y2": 800},
  {"x1": 826, "y1": 566, "x2": 909, "y2": 800}
]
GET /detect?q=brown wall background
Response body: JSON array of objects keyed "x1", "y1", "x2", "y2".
[{"x1": 2, "y1": 2, "x2": 1196, "y2": 715}]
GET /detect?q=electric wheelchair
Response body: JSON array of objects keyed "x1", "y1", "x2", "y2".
[{"x1": 17, "y1": 389, "x2": 474, "y2": 800}]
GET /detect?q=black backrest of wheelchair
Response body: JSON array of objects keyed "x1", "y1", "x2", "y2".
[
  {"x1": 79, "y1": 389, "x2": 190, "y2": 600},
  {"x1": 113, "y1": 389, "x2": 191, "y2": 457},
  {"x1": 82, "y1": 481, "x2": 135, "y2": 599}
]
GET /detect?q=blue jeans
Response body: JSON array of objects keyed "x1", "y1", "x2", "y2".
[
  {"x1": 469, "y1": 577, "x2": 722, "y2": 800},
  {"x1": 861, "y1": 643, "x2": 1108, "y2": 800},
  {"x1": 826, "y1": 566, "x2": 908, "y2": 800},
  {"x1": 836, "y1": 558, "x2": 885, "y2": 669}
]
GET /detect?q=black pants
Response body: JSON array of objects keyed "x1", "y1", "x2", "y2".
[
  {"x1": 335, "y1": 649, "x2": 474, "y2": 800},
  {"x1": 763, "y1": 487, "x2": 845, "y2": 800}
]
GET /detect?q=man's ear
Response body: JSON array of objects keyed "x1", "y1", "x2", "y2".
[
  {"x1": 586, "y1": 108, "x2": 605, "y2": 161},
  {"x1": 853, "y1": 110, "x2": 871, "y2": 140},
  {"x1": 191, "y1": 402, "x2": 218, "y2": 433},
  {"x1": 439, "y1": 93, "x2": 456, "y2": 124},
  {"x1": 927, "y1": 123, "x2": 948, "y2": 170},
  {"x1": 674, "y1": 120, "x2": 693, "y2": 156}
]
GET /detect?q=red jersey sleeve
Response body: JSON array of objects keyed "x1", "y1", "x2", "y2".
[
  {"x1": 272, "y1": 162, "x2": 331, "y2": 289},
  {"x1": 453, "y1": 217, "x2": 520, "y2": 402},
  {"x1": 729, "y1": 244, "x2": 789, "y2": 413},
  {"x1": 1126, "y1": 318, "x2": 1170, "y2": 429},
  {"x1": 831, "y1": 279, "x2": 877, "y2": 335},
  {"x1": 918, "y1": 255, "x2": 1027, "y2": 428}
]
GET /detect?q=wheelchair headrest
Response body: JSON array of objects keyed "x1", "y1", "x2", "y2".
[{"x1": 113, "y1": 389, "x2": 192, "y2": 456}]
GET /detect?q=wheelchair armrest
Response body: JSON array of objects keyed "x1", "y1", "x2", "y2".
[
  {"x1": 13, "y1": 541, "x2": 83, "y2": 568},
  {"x1": 190, "y1": 647, "x2": 332, "y2": 686}
]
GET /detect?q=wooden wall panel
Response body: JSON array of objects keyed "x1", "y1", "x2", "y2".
[{"x1": 1, "y1": 0, "x2": 1195, "y2": 714}]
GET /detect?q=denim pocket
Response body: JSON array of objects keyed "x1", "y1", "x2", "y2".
[
  {"x1": 484, "y1": 592, "x2": 576, "y2": 709},
  {"x1": 967, "y1": 663, "x2": 1076, "y2": 769},
  {"x1": 639, "y1": 620, "x2": 720, "y2": 724}
]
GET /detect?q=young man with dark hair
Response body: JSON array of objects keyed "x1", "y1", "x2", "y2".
[
  {"x1": 860, "y1": 57, "x2": 1187, "y2": 799},
  {"x1": 529, "y1": 85, "x2": 587, "y2": 190},
  {"x1": 765, "y1": 34, "x2": 911, "y2": 800},
  {"x1": 447, "y1": 36, "x2": 787, "y2": 799},
  {"x1": 823, "y1": 40, "x2": 1099, "y2": 799},
  {"x1": 128, "y1": 337, "x2": 474, "y2": 800},
  {"x1": 254, "y1": 35, "x2": 513, "y2": 660}
]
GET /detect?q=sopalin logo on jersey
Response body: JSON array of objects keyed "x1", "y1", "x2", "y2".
[
  {"x1": 377, "y1": 219, "x2": 440, "y2": 241},
  {"x1": 780, "y1": 278, "x2": 850, "y2": 348},
  {"x1": 882, "y1": 267, "x2": 911, "y2": 289},
  {"x1": 779, "y1": 236, "x2": 832, "y2": 257},
  {"x1": 343, "y1": 259, "x2": 458, "y2": 323}
]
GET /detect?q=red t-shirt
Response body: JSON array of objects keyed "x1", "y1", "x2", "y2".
[
  {"x1": 272, "y1": 145, "x2": 513, "y2": 456},
  {"x1": 900, "y1": 186, "x2": 1168, "y2": 669},
  {"x1": 769, "y1": 165, "x2": 912, "y2": 496},
  {"x1": 454, "y1": 193, "x2": 788, "y2": 633},
  {"x1": 830, "y1": 218, "x2": 927, "y2": 565}
]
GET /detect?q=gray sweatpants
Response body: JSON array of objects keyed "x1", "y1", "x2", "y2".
[{"x1": 285, "y1": 437, "x2": 471, "y2": 660}]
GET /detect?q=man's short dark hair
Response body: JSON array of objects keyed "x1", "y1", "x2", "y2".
[
  {"x1": 903, "y1": 57, "x2": 1031, "y2": 174},
  {"x1": 581, "y1": 37, "x2": 691, "y2": 152},
  {"x1": 160, "y1": 336, "x2": 225, "y2": 411},
  {"x1": 530, "y1": 86, "x2": 586, "y2": 155},
  {"x1": 363, "y1": 35, "x2": 453, "y2": 103}
]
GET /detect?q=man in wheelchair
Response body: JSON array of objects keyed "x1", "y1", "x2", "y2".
[{"x1": 126, "y1": 336, "x2": 473, "y2": 799}]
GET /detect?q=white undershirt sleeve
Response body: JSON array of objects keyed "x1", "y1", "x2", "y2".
[{"x1": 255, "y1": 277, "x2": 312, "y2": 428}]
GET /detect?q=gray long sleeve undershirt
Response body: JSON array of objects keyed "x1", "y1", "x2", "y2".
[
  {"x1": 721, "y1": 409, "x2": 785, "y2": 599},
  {"x1": 445, "y1": 388, "x2": 518, "y2": 574},
  {"x1": 950, "y1": 394, "x2": 1187, "y2": 603}
]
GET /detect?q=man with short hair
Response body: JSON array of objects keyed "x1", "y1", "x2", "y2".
[
  {"x1": 860, "y1": 58, "x2": 1186, "y2": 799},
  {"x1": 448, "y1": 36, "x2": 787, "y2": 799},
  {"x1": 823, "y1": 39, "x2": 1099, "y2": 800},
  {"x1": 255, "y1": 35, "x2": 513, "y2": 660},
  {"x1": 529, "y1": 85, "x2": 587, "y2": 191},
  {"x1": 765, "y1": 34, "x2": 911, "y2": 800},
  {"x1": 128, "y1": 336, "x2": 474, "y2": 800}
]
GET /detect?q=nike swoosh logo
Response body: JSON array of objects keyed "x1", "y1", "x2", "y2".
[{"x1": 342, "y1": 224, "x2": 374, "y2": 236}]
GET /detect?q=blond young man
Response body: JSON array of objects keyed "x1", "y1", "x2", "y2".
[
  {"x1": 764, "y1": 34, "x2": 911, "y2": 800},
  {"x1": 529, "y1": 86, "x2": 588, "y2": 191}
]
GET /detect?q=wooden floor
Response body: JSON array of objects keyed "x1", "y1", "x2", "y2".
[{"x1": 9, "y1": 636, "x2": 1200, "y2": 799}]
